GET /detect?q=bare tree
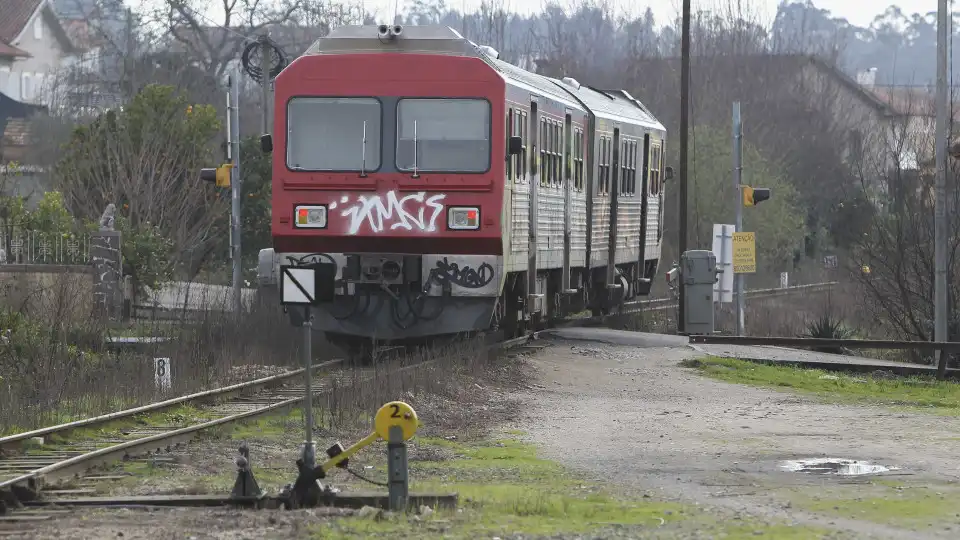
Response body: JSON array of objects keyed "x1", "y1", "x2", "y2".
[{"x1": 848, "y1": 85, "x2": 960, "y2": 351}]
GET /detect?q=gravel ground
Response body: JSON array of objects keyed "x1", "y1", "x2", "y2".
[
  {"x1": 510, "y1": 330, "x2": 960, "y2": 540},
  {"x1": 0, "y1": 354, "x2": 529, "y2": 539}
]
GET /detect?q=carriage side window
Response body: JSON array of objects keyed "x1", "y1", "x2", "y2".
[
  {"x1": 552, "y1": 122, "x2": 561, "y2": 186},
  {"x1": 649, "y1": 142, "x2": 662, "y2": 196},
  {"x1": 539, "y1": 118, "x2": 548, "y2": 185},
  {"x1": 506, "y1": 109, "x2": 513, "y2": 182},
  {"x1": 629, "y1": 141, "x2": 638, "y2": 195},
  {"x1": 598, "y1": 136, "x2": 608, "y2": 195},
  {"x1": 548, "y1": 121, "x2": 555, "y2": 186},
  {"x1": 518, "y1": 110, "x2": 528, "y2": 180},
  {"x1": 624, "y1": 139, "x2": 631, "y2": 196},
  {"x1": 620, "y1": 140, "x2": 628, "y2": 196},
  {"x1": 287, "y1": 97, "x2": 382, "y2": 171},
  {"x1": 573, "y1": 128, "x2": 584, "y2": 191},
  {"x1": 596, "y1": 137, "x2": 604, "y2": 195},
  {"x1": 396, "y1": 98, "x2": 490, "y2": 172},
  {"x1": 621, "y1": 140, "x2": 635, "y2": 196}
]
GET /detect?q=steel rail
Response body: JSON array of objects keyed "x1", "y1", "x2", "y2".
[
  {"x1": 622, "y1": 281, "x2": 838, "y2": 314},
  {"x1": 0, "y1": 359, "x2": 344, "y2": 453},
  {"x1": 2, "y1": 282, "x2": 833, "y2": 451},
  {"x1": 0, "y1": 335, "x2": 532, "y2": 504},
  {"x1": 0, "y1": 360, "x2": 417, "y2": 497}
]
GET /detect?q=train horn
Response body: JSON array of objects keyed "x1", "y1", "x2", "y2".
[
  {"x1": 390, "y1": 25, "x2": 403, "y2": 37},
  {"x1": 378, "y1": 24, "x2": 390, "y2": 39}
]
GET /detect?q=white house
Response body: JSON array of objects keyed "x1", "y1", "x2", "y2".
[{"x1": 0, "y1": 0, "x2": 78, "y2": 106}]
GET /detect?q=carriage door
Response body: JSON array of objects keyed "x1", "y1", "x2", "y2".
[
  {"x1": 605, "y1": 128, "x2": 621, "y2": 296},
  {"x1": 562, "y1": 112, "x2": 574, "y2": 294},
  {"x1": 638, "y1": 134, "x2": 651, "y2": 271},
  {"x1": 526, "y1": 99, "x2": 541, "y2": 317}
]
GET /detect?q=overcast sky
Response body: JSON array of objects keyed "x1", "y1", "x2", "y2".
[
  {"x1": 130, "y1": 0, "x2": 941, "y2": 31},
  {"x1": 358, "y1": 0, "x2": 939, "y2": 29}
]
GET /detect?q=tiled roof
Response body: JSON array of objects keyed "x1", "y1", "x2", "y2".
[{"x1": 0, "y1": 0, "x2": 43, "y2": 44}]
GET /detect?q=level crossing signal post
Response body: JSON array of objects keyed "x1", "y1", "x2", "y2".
[{"x1": 730, "y1": 102, "x2": 771, "y2": 336}]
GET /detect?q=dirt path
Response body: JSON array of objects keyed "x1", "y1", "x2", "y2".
[{"x1": 511, "y1": 329, "x2": 960, "y2": 539}]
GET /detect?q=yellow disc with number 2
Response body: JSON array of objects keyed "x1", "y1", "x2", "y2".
[{"x1": 374, "y1": 401, "x2": 419, "y2": 441}]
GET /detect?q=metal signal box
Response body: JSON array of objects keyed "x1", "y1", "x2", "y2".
[{"x1": 681, "y1": 250, "x2": 721, "y2": 335}]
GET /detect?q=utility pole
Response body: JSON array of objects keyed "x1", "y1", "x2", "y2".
[
  {"x1": 677, "y1": 0, "x2": 691, "y2": 334},
  {"x1": 124, "y1": 8, "x2": 136, "y2": 99},
  {"x1": 227, "y1": 70, "x2": 242, "y2": 316},
  {"x1": 935, "y1": 0, "x2": 949, "y2": 372},
  {"x1": 259, "y1": 34, "x2": 271, "y2": 134},
  {"x1": 733, "y1": 102, "x2": 744, "y2": 336}
]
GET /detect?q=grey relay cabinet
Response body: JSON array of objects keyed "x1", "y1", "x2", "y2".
[{"x1": 678, "y1": 250, "x2": 721, "y2": 335}]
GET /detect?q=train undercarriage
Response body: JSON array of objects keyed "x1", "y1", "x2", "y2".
[{"x1": 258, "y1": 249, "x2": 659, "y2": 360}]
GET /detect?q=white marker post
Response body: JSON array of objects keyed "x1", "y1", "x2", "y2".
[
  {"x1": 154, "y1": 357, "x2": 172, "y2": 391},
  {"x1": 279, "y1": 265, "x2": 318, "y2": 468}
]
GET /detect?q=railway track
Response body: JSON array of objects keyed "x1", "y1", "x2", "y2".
[
  {"x1": 0, "y1": 336, "x2": 531, "y2": 517},
  {"x1": 624, "y1": 281, "x2": 837, "y2": 314},
  {"x1": 0, "y1": 282, "x2": 834, "y2": 517}
]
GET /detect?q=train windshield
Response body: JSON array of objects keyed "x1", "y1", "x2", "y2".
[
  {"x1": 286, "y1": 97, "x2": 382, "y2": 171},
  {"x1": 396, "y1": 98, "x2": 490, "y2": 173}
]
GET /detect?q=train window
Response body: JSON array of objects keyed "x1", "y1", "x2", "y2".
[
  {"x1": 649, "y1": 142, "x2": 662, "y2": 196},
  {"x1": 286, "y1": 97, "x2": 382, "y2": 171},
  {"x1": 540, "y1": 118, "x2": 548, "y2": 186},
  {"x1": 519, "y1": 111, "x2": 528, "y2": 180},
  {"x1": 396, "y1": 98, "x2": 490, "y2": 173},
  {"x1": 620, "y1": 139, "x2": 630, "y2": 195},
  {"x1": 573, "y1": 128, "x2": 584, "y2": 192},
  {"x1": 598, "y1": 136, "x2": 609, "y2": 195},
  {"x1": 555, "y1": 122, "x2": 563, "y2": 187},
  {"x1": 506, "y1": 110, "x2": 513, "y2": 182}
]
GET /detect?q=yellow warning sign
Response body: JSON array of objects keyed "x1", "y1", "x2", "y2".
[{"x1": 732, "y1": 232, "x2": 756, "y2": 274}]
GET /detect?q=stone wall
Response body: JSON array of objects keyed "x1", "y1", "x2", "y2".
[{"x1": 0, "y1": 264, "x2": 95, "y2": 322}]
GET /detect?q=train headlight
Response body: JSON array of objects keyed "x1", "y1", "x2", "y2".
[
  {"x1": 447, "y1": 207, "x2": 480, "y2": 230},
  {"x1": 294, "y1": 205, "x2": 327, "y2": 228}
]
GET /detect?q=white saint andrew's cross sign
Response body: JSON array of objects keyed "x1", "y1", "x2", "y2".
[{"x1": 280, "y1": 265, "x2": 318, "y2": 305}]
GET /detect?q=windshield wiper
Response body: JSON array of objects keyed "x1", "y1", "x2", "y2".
[
  {"x1": 411, "y1": 120, "x2": 420, "y2": 178},
  {"x1": 359, "y1": 120, "x2": 368, "y2": 178}
]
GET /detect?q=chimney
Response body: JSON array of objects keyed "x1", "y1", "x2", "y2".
[{"x1": 856, "y1": 67, "x2": 878, "y2": 87}]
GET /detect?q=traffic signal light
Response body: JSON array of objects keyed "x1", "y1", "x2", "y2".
[
  {"x1": 200, "y1": 164, "x2": 233, "y2": 188},
  {"x1": 742, "y1": 185, "x2": 771, "y2": 207}
]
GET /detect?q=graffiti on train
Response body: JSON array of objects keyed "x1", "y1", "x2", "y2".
[
  {"x1": 333, "y1": 191, "x2": 446, "y2": 235},
  {"x1": 431, "y1": 257, "x2": 495, "y2": 289}
]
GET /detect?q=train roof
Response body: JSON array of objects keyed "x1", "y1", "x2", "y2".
[
  {"x1": 549, "y1": 78, "x2": 665, "y2": 132},
  {"x1": 303, "y1": 25, "x2": 664, "y2": 131}
]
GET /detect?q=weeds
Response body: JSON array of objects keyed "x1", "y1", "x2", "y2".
[{"x1": 0, "y1": 277, "x2": 314, "y2": 435}]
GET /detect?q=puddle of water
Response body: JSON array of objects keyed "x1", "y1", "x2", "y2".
[{"x1": 780, "y1": 458, "x2": 898, "y2": 476}]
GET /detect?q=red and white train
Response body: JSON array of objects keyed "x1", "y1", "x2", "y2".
[{"x1": 257, "y1": 24, "x2": 671, "y2": 350}]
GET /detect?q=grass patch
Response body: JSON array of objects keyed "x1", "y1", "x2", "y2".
[
  {"x1": 312, "y1": 436, "x2": 839, "y2": 539},
  {"x1": 685, "y1": 356, "x2": 960, "y2": 414},
  {"x1": 788, "y1": 481, "x2": 960, "y2": 530}
]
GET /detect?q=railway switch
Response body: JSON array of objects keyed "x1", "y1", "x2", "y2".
[
  {"x1": 284, "y1": 401, "x2": 421, "y2": 512},
  {"x1": 678, "y1": 250, "x2": 721, "y2": 336},
  {"x1": 229, "y1": 443, "x2": 264, "y2": 504}
]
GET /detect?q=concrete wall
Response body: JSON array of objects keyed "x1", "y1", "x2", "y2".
[{"x1": 0, "y1": 264, "x2": 94, "y2": 322}]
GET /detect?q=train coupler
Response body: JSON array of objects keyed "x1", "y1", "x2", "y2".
[{"x1": 229, "y1": 443, "x2": 265, "y2": 504}]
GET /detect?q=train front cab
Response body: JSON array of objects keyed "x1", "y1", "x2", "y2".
[{"x1": 268, "y1": 42, "x2": 513, "y2": 346}]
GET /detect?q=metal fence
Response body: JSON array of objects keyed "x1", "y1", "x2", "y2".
[{"x1": 0, "y1": 229, "x2": 91, "y2": 265}]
